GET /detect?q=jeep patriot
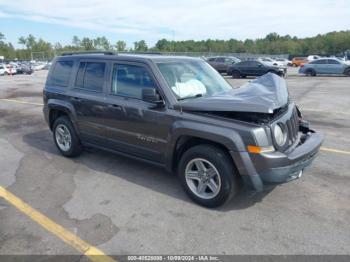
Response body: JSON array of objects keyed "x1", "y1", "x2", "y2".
[{"x1": 43, "y1": 52, "x2": 323, "y2": 207}]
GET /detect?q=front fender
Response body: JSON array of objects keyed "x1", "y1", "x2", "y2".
[{"x1": 164, "y1": 120, "x2": 248, "y2": 171}]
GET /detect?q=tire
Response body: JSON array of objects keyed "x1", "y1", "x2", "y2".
[
  {"x1": 292, "y1": 63, "x2": 297, "y2": 67},
  {"x1": 178, "y1": 144, "x2": 239, "y2": 208},
  {"x1": 232, "y1": 70, "x2": 241, "y2": 79},
  {"x1": 52, "y1": 116, "x2": 82, "y2": 157},
  {"x1": 345, "y1": 69, "x2": 350, "y2": 77},
  {"x1": 305, "y1": 69, "x2": 316, "y2": 77}
]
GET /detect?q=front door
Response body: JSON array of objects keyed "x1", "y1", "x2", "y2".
[{"x1": 103, "y1": 62, "x2": 171, "y2": 164}]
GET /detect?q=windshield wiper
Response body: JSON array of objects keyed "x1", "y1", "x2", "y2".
[{"x1": 178, "y1": 93, "x2": 203, "y2": 101}]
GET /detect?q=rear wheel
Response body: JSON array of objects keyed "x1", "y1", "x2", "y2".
[
  {"x1": 232, "y1": 70, "x2": 241, "y2": 79},
  {"x1": 305, "y1": 69, "x2": 316, "y2": 76},
  {"x1": 53, "y1": 116, "x2": 82, "y2": 157},
  {"x1": 178, "y1": 144, "x2": 239, "y2": 208}
]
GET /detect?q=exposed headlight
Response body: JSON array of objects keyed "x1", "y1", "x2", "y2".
[{"x1": 274, "y1": 124, "x2": 286, "y2": 146}]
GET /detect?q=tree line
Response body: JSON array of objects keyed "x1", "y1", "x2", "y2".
[{"x1": 1, "y1": 31, "x2": 350, "y2": 60}]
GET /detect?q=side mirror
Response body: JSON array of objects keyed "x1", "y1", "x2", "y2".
[{"x1": 142, "y1": 88, "x2": 165, "y2": 108}]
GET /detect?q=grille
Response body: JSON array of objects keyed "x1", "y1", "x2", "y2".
[{"x1": 285, "y1": 108, "x2": 300, "y2": 146}]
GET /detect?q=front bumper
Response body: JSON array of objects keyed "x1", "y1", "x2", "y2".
[{"x1": 230, "y1": 131, "x2": 324, "y2": 191}]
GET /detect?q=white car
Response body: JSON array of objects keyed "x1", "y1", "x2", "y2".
[
  {"x1": 32, "y1": 62, "x2": 47, "y2": 71},
  {"x1": 274, "y1": 58, "x2": 292, "y2": 67},
  {"x1": 0, "y1": 64, "x2": 6, "y2": 75},
  {"x1": 258, "y1": 57, "x2": 286, "y2": 69},
  {"x1": 0, "y1": 64, "x2": 17, "y2": 75},
  {"x1": 307, "y1": 55, "x2": 321, "y2": 62}
]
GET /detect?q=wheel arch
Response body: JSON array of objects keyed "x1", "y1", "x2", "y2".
[{"x1": 47, "y1": 99, "x2": 79, "y2": 133}]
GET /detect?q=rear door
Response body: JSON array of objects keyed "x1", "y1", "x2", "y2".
[
  {"x1": 70, "y1": 60, "x2": 109, "y2": 145},
  {"x1": 103, "y1": 62, "x2": 170, "y2": 163}
]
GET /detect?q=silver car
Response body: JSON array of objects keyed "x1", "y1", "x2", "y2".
[{"x1": 299, "y1": 58, "x2": 350, "y2": 76}]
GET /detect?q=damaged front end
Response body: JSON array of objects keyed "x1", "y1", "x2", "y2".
[{"x1": 177, "y1": 73, "x2": 324, "y2": 191}]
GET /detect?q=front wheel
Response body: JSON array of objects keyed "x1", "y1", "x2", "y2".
[
  {"x1": 178, "y1": 145, "x2": 239, "y2": 208},
  {"x1": 53, "y1": 116, "x2": 82, "y2": 157},
  {"x1": 345, "y1": 69, "x2": 350, "y2": 77}
]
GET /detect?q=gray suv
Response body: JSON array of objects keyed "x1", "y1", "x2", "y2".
[
  {"x1": 207, "y1": 56, "x2": 241, "y2": 73},
  {"x1": 43, "y1": 52, "x2": 323, "y2": 207}
]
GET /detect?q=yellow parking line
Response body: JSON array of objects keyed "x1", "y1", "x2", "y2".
[
  {"x1": 0, "y1": 186, "x2": 116, "y2": 262},
  {"x1": 1, "y1": 98, "x2": 44, "y2": 106},
  {"x1": 321, "y1": 147, "x2": 350, "y2": 156}
]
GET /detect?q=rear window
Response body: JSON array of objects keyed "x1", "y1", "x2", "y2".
[
  {"x1": 51, "y1": 61, "x2": 73, "y2": 87},
  {"x1": 75, "y1": 62, "x2": 106, "y2": 92}
]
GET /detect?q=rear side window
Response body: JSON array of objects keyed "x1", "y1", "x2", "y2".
[
  {"x1": 51, "y1": 61, "x2": 73, "y2": 87},
  {"x1": 75, "y1": 62, "x2": 106, "y2": 92},
  {"x1": 310, "y1": 60, "x2": 326, "y2": 64},
  {"x1": 111, "y1": 64, "x2": 156, "y2": 99}
]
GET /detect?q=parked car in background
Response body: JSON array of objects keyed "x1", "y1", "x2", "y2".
[
  {"x1": 31, "y1": 62, "x2": 47, "y2": 71},
  {"x1": 228, "y1": 60, "x2": 285, "y2": 78},
  {"x1": 299, "y1": 58, "x2": 350, "y2": 76},
  {"x1": 274, "y1": 58, "x2": 292, "y2": 67},
  {"x1": 2, "y1": 64, "x2": 17, "y2": 75},
  {"x1": 16, "y1": 65, "x2": 33, "y2": 74},
  {"x1": 258, "y1": 57, "x2": 287, "y2": 73},
  {"x1": 307, "y1": 55, "x2": 321, "y2": 62},
  {"x1": 0, "y1": 64, "x2": 5, "y2": 75},
  {"x1": 207, "y1": 56, "x2": 241, "y2": 73},
  {"x1": 291, "y1": 57, "x2": 307, "y2": 67}
]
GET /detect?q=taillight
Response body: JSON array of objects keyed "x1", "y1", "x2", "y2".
[{"x1": 300, "y1": 64, "x2": 304, "y2": 68}]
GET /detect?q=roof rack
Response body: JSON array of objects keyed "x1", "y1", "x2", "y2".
[{"x1": 61, "y1": 51, "x2": 117, "y2": 56}]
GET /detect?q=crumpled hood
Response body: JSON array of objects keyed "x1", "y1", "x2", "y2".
[{"x1": 177, "y1": 73, "x2": 289, "y2": 114}]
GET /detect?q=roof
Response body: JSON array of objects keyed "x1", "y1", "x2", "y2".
[{"x1": 57, "y1": 52, "x2": 202, "y2": 63}]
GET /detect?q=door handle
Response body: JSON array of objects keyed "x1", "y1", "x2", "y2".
[
  {"x1": 108, "y1": 104, "x2": 122, "y2": 110},
  {"x1": 72, "y1": 97, "x2": 81, "y2": 102}
]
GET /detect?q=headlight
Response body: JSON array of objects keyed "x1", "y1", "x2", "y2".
[{"x1": 274, "y1": 124, "x2": 286, "y2": 146}]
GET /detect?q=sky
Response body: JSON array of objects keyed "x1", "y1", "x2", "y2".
[{"x1": 0, "y1": 0, "x2": 349, "y2": 48}]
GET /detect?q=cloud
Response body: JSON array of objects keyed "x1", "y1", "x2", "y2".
[{"x1": 0, "y1": 0, "x2": 349, "y2": 43}]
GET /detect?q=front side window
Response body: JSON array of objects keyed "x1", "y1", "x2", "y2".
[
  {"x1": 250, "y1": 61, "x2": 261, "y2": 67},
  {"x1": 327, "y1": 59, "x2": 340, "y2": 64},
  {"x1": 75, "y1": 62, "x2": 106, "y2": 92},
  {"x1": 51, "y1": 60, "x2": 73, "y2": 87},
  {"x1": 111, "y1": 64, "x2": 157, "y2": 99},
  {"x1": 157, "y1": 60, "x2": 232, "y2": 100},
  {"x1": 216, "y1": 58, "x2": 225, "y2": 63}
]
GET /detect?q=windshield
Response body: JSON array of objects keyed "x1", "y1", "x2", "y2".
[{"x1": 157, "y1": 60, "x2": 232, "y2": 100}]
